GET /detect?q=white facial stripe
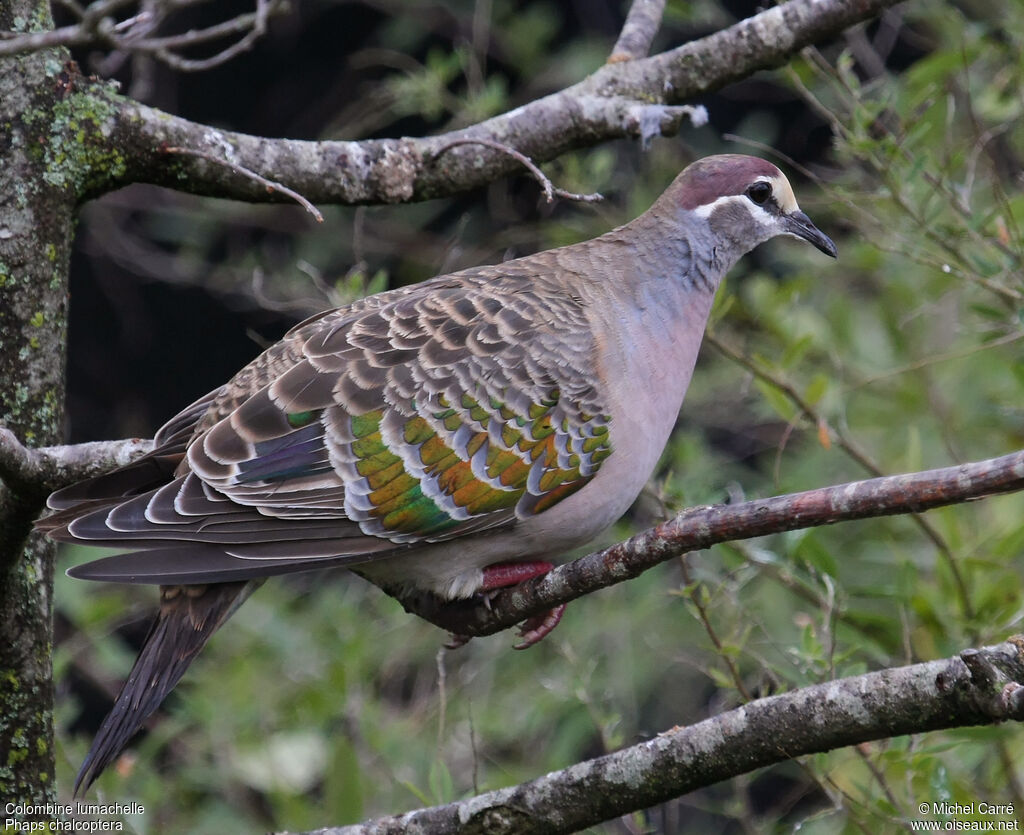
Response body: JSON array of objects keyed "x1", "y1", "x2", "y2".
[
  {"x1": 693, "y1": 194, "x2": 741, "y2": 219},
  {"x1": 692, "y1": 194, "x2": 777, "y2": 229}
]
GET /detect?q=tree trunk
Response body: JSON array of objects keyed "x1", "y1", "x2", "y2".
[{"x1": 0, "y1": 0, "x2": 72, "y2": 812}]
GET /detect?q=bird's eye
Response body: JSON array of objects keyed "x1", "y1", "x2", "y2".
[{"x1": 747, "y1": 182, "x2": 772, "y2": 205}]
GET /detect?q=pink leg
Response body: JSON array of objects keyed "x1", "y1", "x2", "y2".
[{"x1": 479, "y1": 560, "x2": 555, "y2": 591}]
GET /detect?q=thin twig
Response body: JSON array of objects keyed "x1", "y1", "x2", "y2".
[
  {"x1": 151, "y1": 0, "x2": 275, "y2": 71},
  {"x1": 854, "y1": 744, "x2": 912, "y2": 829},
  {"x1": 129, "y1": 4, "x2": 271, "y2": 51},
  {"x1": 847, "y1": 329, "x2": 1024, "y2": 391},
  {"x1": 432, "y1": 138, "x2": 603, "y2": 204},
  {"x1": 160, "y1": 145, "x2": 324, "y2": 221},
  {"x1": 676, "y1": 554, "x2": 754, "y2": 701},
  {"x1": 0, "y1": 0, "x2": 285, "y2": 70}
]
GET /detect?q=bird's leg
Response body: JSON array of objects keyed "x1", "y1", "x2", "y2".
[
  {"x1": 478, "y1": 560, "x2": 554, "y2": 591},
  {"x1": 485, "y1": 561, "x2": 566, "y2": 649},
  {"x1": 445, "y1": 560, "x2": 566, "y2": 649}
]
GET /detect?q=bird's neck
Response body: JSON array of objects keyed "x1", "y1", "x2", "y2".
[
  {"x1": 586, "y1": 209, "x2": 727, "y2": 335},
  {"x1": 572, "y1": 213, "x2": 728, "y2": 446}
]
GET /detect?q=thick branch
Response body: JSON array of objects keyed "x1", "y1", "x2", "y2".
[
  {"x1": 69, "y1": 0, "x2": 897, "y2": 205},
  {"x1": 391, "y1": 449, "x2": 1024, "y2": 639},
  {"x1": 281, "y1": 639, "x2": 1024, "y2": 835}
]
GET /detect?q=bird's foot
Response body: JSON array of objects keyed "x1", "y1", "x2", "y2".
[
  {"x1": 486, "y1": 560, "x2": 565, "y2": 649},
  {"x1": 445, "y1": 560, "x2": 565, "y2": 649},
  {"x1": 512, "y1": 603, "x2": 566, "y2": 649}
]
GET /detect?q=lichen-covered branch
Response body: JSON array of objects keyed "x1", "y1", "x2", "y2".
[
  {"x1": 280, "y1": 639, "x2": 1024, "y2": 835},
  {"x1": 55, "y1": 0, "x2": 897, "y2": 205},
  {"x1": 389, "y1": 449, "x2": 1024, "y2": 640},
  {"x1": 0, "y1": 426, "x2": 153, "y2": 499},
  {"x1": 608, "y1": 0, "x2": 666, "y2": 63}
]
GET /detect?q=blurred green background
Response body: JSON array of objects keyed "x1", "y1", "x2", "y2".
[{"x1": 52, "y1": 0, "x2": 1024, "y2": 831}]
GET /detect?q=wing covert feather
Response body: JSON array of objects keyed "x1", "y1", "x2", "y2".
[{"x1": 178, "y1": 263, "x2": 613, "y2": 549}]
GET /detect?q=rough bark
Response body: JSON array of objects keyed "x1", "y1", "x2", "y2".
[
  {"x1": 15, "y1": 0, "x2": 899, "y2": 207},
  {"x1": 0, "y1": 0, "x2": 72, "y2": 812},
  {"x1": 280, "y1": 639, "x2": 1024, "y2": 835}
]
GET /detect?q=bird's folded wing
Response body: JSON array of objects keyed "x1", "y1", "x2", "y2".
[{"x1": 55, "y1": 265, "x2": 614, "y2": 582}]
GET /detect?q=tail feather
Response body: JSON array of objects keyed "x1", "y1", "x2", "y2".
[{"x1": 74, "y1": 579, "x2": 261, "y2": 796}]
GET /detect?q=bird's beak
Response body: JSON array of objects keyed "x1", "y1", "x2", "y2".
[{"x1": 785, "y1": 211, "x2": 837, "y2": 258}]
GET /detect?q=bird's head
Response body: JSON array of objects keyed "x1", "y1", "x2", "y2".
[{"x1": 663, "y1": 154, "x2": 837, "y2": 262}]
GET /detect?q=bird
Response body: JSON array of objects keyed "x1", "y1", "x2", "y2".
[{"x1": 41, "y1": 154, "x2": 836, "y2": 794}]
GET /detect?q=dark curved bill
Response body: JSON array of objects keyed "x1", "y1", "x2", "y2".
[{"x1": 786, "y1": 210, "x2": 837, "y2": 258}]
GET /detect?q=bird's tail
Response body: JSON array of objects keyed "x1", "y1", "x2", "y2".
[{"x1": 74, "y1": 578, "x2": 261, "y2": 796}]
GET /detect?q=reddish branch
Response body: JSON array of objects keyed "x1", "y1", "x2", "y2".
[
  {"x1": 4, "y1": 419, "x2": 1024, "y2": 642},
  {"x1": 390, "y1": 450, "x2": 1024, "y2": 639}
]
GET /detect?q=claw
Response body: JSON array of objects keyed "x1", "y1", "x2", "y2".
[{"x1": 513, "y1": 603, "x2": 566, "y2": 649}]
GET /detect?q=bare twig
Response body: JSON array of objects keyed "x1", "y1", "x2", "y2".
[
  {"x1": 676, "y1": 554, "x2": 754, "y2": 701},
  {"x1": 279, "y1": 640, "x2": 1024, "y2": 835},
  {"x1": 847, "y1": 329, "x2": 1024, "y2": 391},
  {"x1": 609, "y1": 0, "x2": 667, "y2": 63},
  {"x1": 149, "y1": 0, "x2": 275, "y2": 71},
  {"x1": 432, "y1": 138, "x2": 603, "y2": 204},
  {"x1": 160, "y1": 146, "x2": 324, "y2": 221},
  {"x1": 130, "y1": 6, "x2": 267, "y2": 50},
  {"x1": 0, "y1": 0, "x2": 286, "y2": 69}
]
